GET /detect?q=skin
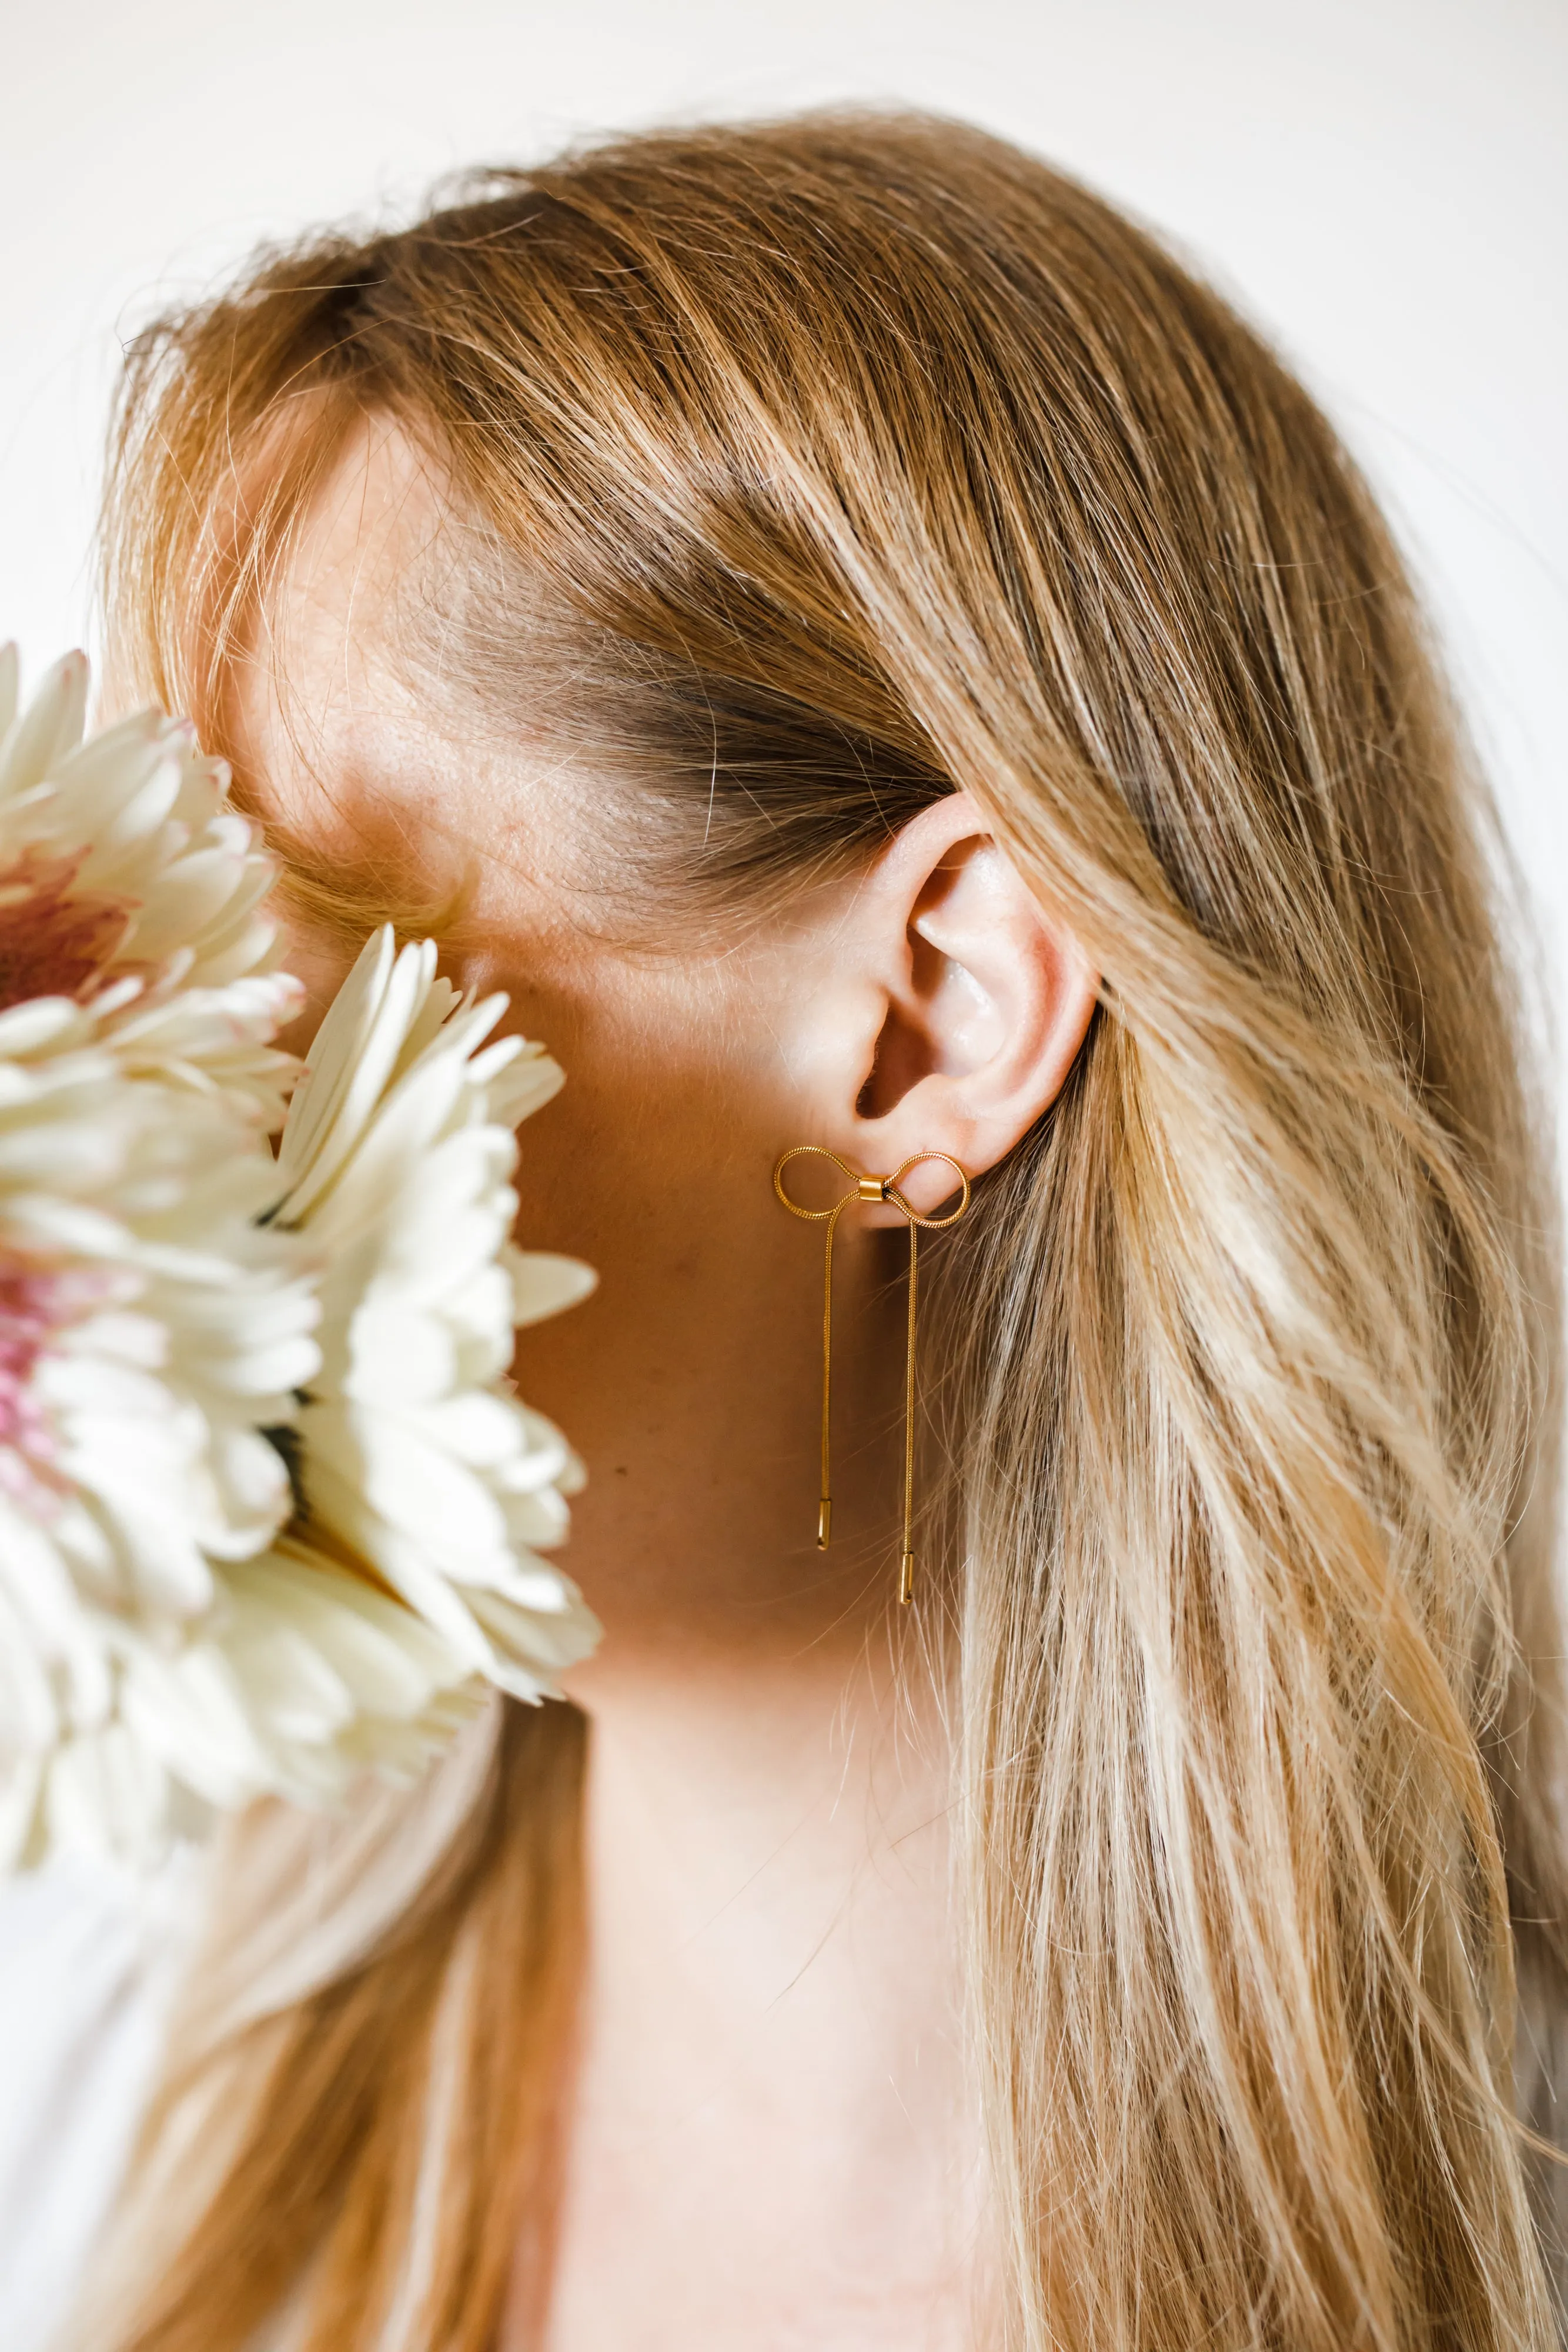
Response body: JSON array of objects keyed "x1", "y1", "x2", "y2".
[{"x1": 232, "y1": 422, "x2": 1097, "y2": 2351}]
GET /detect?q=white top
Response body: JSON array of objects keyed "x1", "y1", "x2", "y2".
[{"x1": 0, "y1": 1855, "x2": 192, "y2": 2352}]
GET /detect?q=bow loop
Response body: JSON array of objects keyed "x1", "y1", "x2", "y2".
[{"x1": 774, "y1": 1143, "x2": 969, "y2": 1230}]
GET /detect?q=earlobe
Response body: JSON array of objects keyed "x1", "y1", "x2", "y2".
[{"x1": 850, "y1": 796, "x2": 1097, "y2": 1194}]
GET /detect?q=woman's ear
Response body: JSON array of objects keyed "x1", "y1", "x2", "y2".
[{"x1": 802, "y1": 793, "x2": 1098, "y2": 1212}]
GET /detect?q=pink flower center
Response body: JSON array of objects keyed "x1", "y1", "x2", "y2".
[
  {"x1": 0, "y1": 1258, "x2": 124, "y2": 1516},
  {"x1": 0, "y1": 1263, "x2": 67, "y2": 1472},
  {"x1": 0, "y1": 851, "x2": 131, "y2": 1012}
]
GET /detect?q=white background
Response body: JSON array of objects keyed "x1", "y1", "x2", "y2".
[{"x1": 1, "y1": 0, "x2": 1564, "y2": 1076}]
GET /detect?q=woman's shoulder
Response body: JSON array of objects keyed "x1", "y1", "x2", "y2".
[{"x1": 0, "y1": 1852, "x2": 199, "y2": 2352}]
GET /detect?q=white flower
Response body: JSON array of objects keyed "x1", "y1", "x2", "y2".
[
  {"x1": 0, "y1": 654, "x2": 599, "y2": 1868},
  {"x1": 269, "y1": 926, "x2": 601, "y2": 1706},
  {"x1": 0, "y1": 1539, "x2": 489, "y2": 1865},
  {"x1": 0, "y1": 1000, "x2": 321, "y2": 1866},
  {"x1": 0, "y1": 643, "x2": 300, "y2": 1124},
  {"x1": 0, "y1": 647, "x2": 335, "y2": 1863}
]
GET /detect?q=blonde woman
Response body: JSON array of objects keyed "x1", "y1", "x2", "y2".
[{"x1": 25, "y1": 109, "x2": 1568, "y2": 2351}]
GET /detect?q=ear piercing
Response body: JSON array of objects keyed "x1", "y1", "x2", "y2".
[{"x1": 772, "y1": 1146, "x2": 971, "y2": 1603}]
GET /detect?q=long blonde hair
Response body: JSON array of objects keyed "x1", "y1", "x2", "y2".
[{"x1": 86, "y1": 111, "x2": 1568, "y2": 2351}]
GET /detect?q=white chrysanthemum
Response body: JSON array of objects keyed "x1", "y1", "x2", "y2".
[
  {"x1": 0, "y1": 653, "x2": 597, "y2": 1867},
  {"x1": 269, "y1": 926, "x2": 601, "y2": 1708},
  {"x1": 0, "y1": 927, "x2": 598, "y2": 1864},
  {"x1": 0, "y1": 644, "x2": 300, "y2": 1124},
  {"x1": 0, "y1": 646, "x2": 335, "y2": 1864},
  {"x1": 1, "y1": 1536, "x2": 489, "y2": 1864},
  {"x1": 0, "y1": 1000, "x2": 321, "y2": 1866}
]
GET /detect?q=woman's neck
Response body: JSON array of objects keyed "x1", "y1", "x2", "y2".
[
  {"x1": 533, "y1": 1635, "x2": 982, "y2": 2351},
  {"x1": 506, "y1": 1197, "x2": 984, "y2": 2345}
]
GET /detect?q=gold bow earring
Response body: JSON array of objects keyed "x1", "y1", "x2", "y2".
[{"x1": 773, "y1": 1146, "x2": 971, "y2": 1604}]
